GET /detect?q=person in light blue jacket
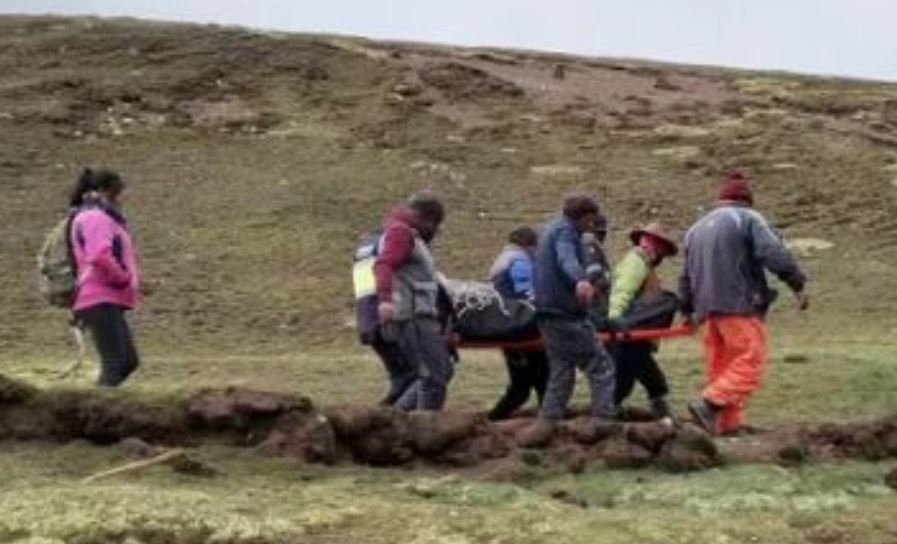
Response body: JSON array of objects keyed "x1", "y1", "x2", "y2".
[
  {"x1": 490, "y1": 227, "x2": 537, "y2": 300},
  {"x1": 487, "y1": 226, "x2": 548, "y2": 420}
]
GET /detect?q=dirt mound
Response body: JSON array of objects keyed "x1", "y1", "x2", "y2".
[
  {"x1": 1, "y1": 377, "x2": 896, "y2": 475},
  {"x1": 323, "y1": 405, "x2": 495, "y2": 466},
  {"x1": 418, "y1": 62, "x2": 524, "y2": 101},
  {"x1": 657, "y1": 426, "x2": 723, "y2": 472},
  {"x1": 563, "y1": 417, "x2": 624, "y2": 445},
  {"x1": 0, "y1": 382, "x2": 317, "y2": 447},
  {"x1": 60, "y1": 525, "x2": 297, "y2": 544},
  {"x1": 806, "y1": 418, "x2": 897, "y2": 460},
  {"x1": 887, "y1": 467, "x2": 897, "y2": 490},
  {"x1": 0, "y1": 374, "x2": 36, "y2": 404},
  {"x1": 0, "y1": 388, "x2": 187, "y2": 444},
  {"x1": 187, "y1": 387, "x2": 312, "y2": 428},
  {"x1": 320, "y1": 408, "x2": 718, "y2": 472},
  {"x1": 325, "y1": 405, "x2": 414, "y2": 466},
  {"x1": 260, "y1": 411, "x2": 337, "y2": 464},
  {"x1": 185, "y1": 388, "x2": 318, "y2": 449},
  {"x1": 409, "y1": 410, "x2": 481, "y2": 455},
  {"x1": 717, "y1": 417, "x2": 897, "y2": 466},
  {"x1": 602, "y1": 436, "x2": 655, "y2": 469},
  {"x1": 57, "y1": 393, "x2": 188, "y2": 445}
]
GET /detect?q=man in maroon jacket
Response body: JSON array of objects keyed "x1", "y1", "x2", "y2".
[{"x1": 374, "y1": 193, "x2": 453, "y2": 411}]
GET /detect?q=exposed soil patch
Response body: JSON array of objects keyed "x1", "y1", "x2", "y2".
[
  {"x1": 886, "y1": 467, "x2": 897, "y2": 490},
  {"x1": 61, "y1": 525, "x2": 312, "y2": 544},
  {"x1": 418, "y1": 62, "x2": 525, "y2": 102},
  {"x1": 0, "y1": 373, "x2": 36, "y2": 403}
]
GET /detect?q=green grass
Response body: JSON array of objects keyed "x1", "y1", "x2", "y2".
[{"x1": 0, "y1": 442, "x2": 894, "y2": 543}]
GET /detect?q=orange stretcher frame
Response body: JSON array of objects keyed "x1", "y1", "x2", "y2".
[{"x1": 454, "y1": 323, "x2": 695, "y2": 351}]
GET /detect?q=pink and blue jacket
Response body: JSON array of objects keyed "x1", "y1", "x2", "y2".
[{"x1": 69, "y1": 203, "x2": 140, "y2": 312}]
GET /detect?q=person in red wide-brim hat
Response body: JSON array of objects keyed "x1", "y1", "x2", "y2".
[{"x1": 608, "y1": 221, "x2": 680, "y2": 423}]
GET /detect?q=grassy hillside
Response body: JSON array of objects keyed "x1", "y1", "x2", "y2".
[
  {"x1": 1, "y1": 15, "x2": 896, "y2": 356},
  {"x1": 0, "y1": 16, "x2": 896, "y2": 544}
]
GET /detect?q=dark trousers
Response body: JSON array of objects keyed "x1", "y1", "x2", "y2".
[
  {"x1": 488, "y1": 349, "x2": 549, "y2": 421},
  {"x1": 370, "y1": 334, "x2": 417, "y2": 406},
  {"x1": 383, "y1": 317, "x2": 454, "y2": 411},
  {"x1": 538, "y1": 316, "x2": 616, "y2": 420},
  {"x1": 75, "y1": 303, "x2": 140, "y2": 387},
  {"x1": 612, "y1": 342, "x2": 669, "y2": 405}
]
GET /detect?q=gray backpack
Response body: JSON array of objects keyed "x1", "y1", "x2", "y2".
[{"x1": 37, "y1": 215, "x2": 77, "y2": 308}]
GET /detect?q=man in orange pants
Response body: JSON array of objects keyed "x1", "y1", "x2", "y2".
[{"x1": 679, "y1": 173, "x2": 809, "y2": 435}]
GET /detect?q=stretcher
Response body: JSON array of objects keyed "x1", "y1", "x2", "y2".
[{"x1": 454, "y1": 323, "x2": 695, "y2": 351}]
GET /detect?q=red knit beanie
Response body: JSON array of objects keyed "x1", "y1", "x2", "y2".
[{"x1": 718, "y1": 172, "x2": 753, "y2": 205}]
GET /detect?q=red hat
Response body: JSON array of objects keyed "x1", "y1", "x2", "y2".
[
  {"x1": 629, "y1": 222, "x2": 679, "y2": 256},
  {"x1": 718, "y1": 172, "x2": 753, "y2": 205}
]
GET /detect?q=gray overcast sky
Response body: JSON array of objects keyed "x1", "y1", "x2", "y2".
[{"x1": 3, "y1": 0, "x2": 896, "y2": 81}]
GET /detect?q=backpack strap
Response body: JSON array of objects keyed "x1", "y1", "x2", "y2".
[{"x1": 64, "y1": 211, "x2": 80, "y2": 306}]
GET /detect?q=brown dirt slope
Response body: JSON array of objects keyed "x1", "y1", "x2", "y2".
[{"x1": 1, "y1": 15, "x2": 896, "y2": 354}]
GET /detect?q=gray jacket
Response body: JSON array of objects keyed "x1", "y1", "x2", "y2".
[
  {"x1": 582, "y1": 232, "x2": 612, "y2": 323},
  {"x1": 679, "y1": 204, "x2": 807, "y2": 321},
  {"x1": 390, "y1": 237, "x2": 440, "y2": 321}
]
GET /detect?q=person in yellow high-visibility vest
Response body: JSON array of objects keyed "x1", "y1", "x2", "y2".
[{"x1": 353, "y1": 229, "x2": 416, "y2": 406}]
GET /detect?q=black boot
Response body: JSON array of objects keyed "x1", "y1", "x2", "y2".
[
  {"x1": 650, "y1": 396, "x2": 675, "y2": 426},
  {"x1": 688, "y1": 399, "x2": 721, "y2": 435}
]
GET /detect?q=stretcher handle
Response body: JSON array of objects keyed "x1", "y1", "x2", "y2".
[{"x1": 454, "y1": 323, "x2": 695, "y2": 351}]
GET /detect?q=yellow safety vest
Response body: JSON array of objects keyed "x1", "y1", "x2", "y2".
[{"x1": 353, "y1": 256, "x2": 377, "y2": 300}]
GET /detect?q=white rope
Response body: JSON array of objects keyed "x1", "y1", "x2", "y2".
[{"x1": 441, "y1": 278, "x2": 510, "y2": 319}]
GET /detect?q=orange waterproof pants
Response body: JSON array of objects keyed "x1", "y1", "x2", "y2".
[{"x1": 702, "y1": 315, "x2": 768, "y2": 434}]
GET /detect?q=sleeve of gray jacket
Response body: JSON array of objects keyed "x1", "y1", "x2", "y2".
[
  {"x1": 586, "y1": 262, "x2": 609, "y2": 288},
  {"x1": 748, "y1": 212, "x2": 808, "y2": 293},
  {"x1": 678, "y1": 239, "x2": 694, "y2": 316}
]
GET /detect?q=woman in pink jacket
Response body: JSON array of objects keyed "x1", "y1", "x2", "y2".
[{"x1": 68, "y1": 169, "x2": 141, "y2": 386}]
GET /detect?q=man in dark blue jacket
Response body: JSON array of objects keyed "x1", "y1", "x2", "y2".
[{"x1": 519, "y1": 195, "x2": 617, "y2": 447}]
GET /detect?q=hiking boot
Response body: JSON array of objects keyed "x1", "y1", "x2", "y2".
[
  {"x1": 518, "y1": 418, "x2": 556, "y2": 449},
  {"x1": 688, "y1": 399, "x2": 720, "y2": 435}
]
